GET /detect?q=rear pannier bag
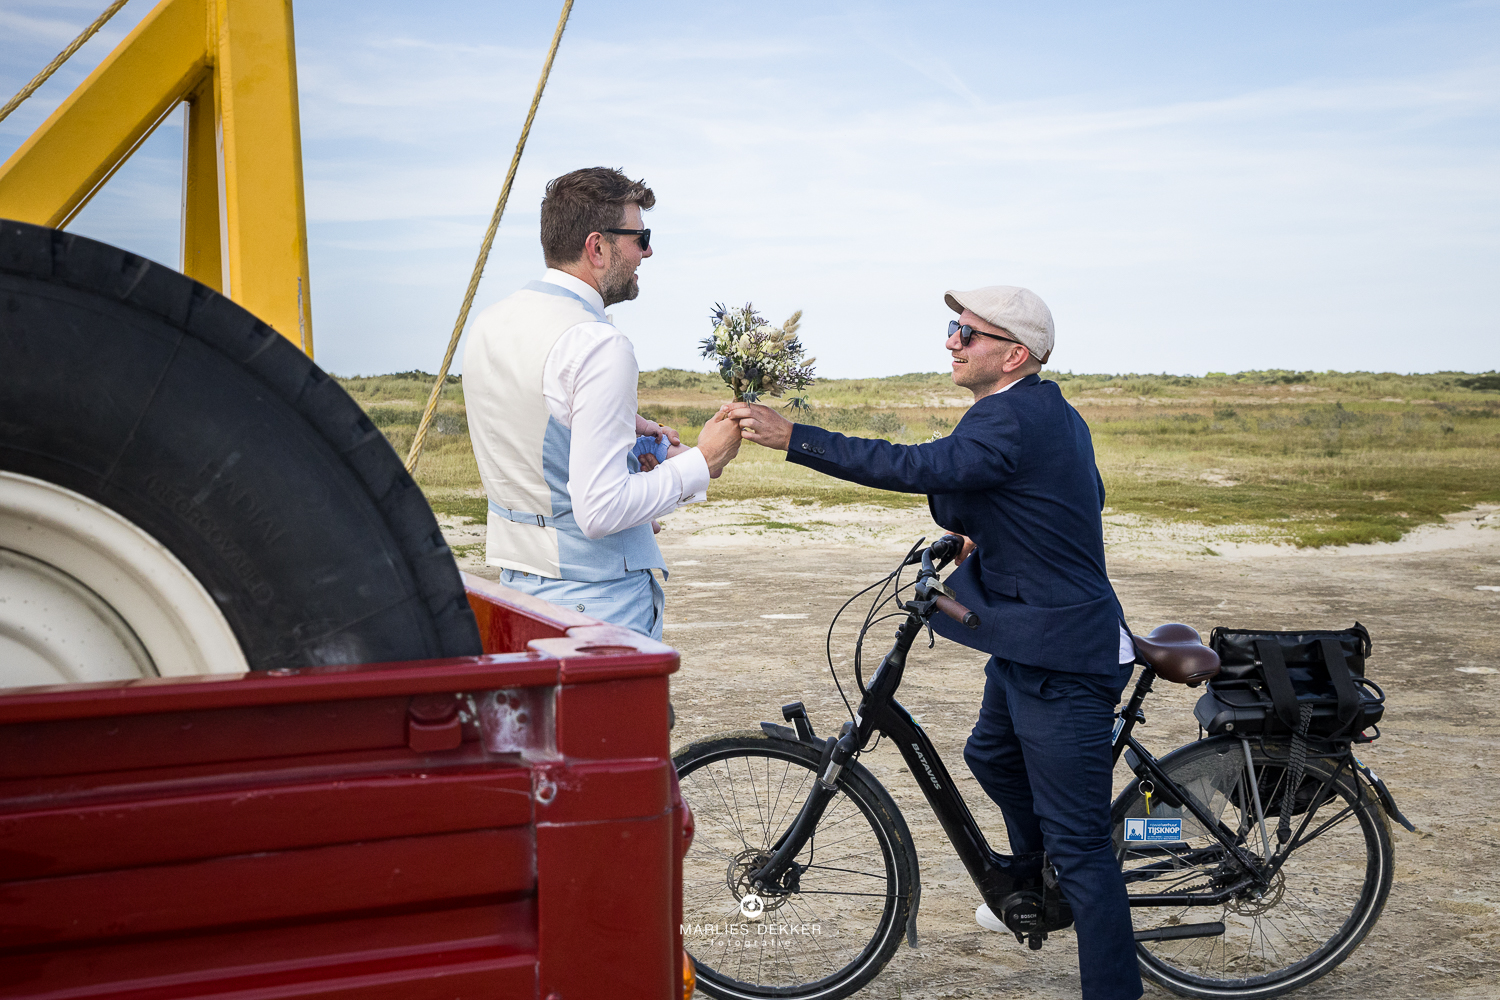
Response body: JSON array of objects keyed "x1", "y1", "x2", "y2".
[{"x1": 1193, "y1": 623, "x2": 1385, "y2": 740}]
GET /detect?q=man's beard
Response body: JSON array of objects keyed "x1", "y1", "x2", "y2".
[{"x1": 600, "y1": 254, "x2": 639, "y2": 306}]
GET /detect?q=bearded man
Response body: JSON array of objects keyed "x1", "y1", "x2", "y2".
[{"x1": 463, "y1": 167, "x2": 741, "y2": 639}]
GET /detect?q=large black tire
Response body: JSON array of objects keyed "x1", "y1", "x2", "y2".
[
  {"x1": 675, "y1": 730, "x2": 915, "y2": 1000},
  {"x1": 0, "y1": 220, "x2": 480, "y2": 672},
  {"x1": 1113, "y1": 737, "x2": 1393, "y2": 999}
]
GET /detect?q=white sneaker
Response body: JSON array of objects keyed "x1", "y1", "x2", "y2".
[{"x1": 976, "y1": 903, "x2": 1005, "y2": 933}]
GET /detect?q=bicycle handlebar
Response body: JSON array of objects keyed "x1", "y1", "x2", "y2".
[
  {"x1": 901, "y1": 535, "x2": 982, "y2": 629},
  {"x1": 934, "y1": 593, "x2": 980, "y2": 629},
  {"x1": 927, "y1": 533, "x2": 963, "y2": 564},
  {"x1": 903, "y1": 533, "x2": 963, "y2": 568}
]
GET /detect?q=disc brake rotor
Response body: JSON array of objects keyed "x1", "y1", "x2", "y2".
[
  {"x1": 727, "y1": 847, "x2": 795, "y2": 913},
  {"x1": 1228, "y1": 868, "x2": 1286, "y2": 916}
]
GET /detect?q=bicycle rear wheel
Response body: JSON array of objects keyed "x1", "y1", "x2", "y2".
[
  {"x1": 1113, "y1": 737, "x2": 1393, "y2": 999},
  {"x1": 674, "y1": 730, "x2": 914, "y2": 1000}
]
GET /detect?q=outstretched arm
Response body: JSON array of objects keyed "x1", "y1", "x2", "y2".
[{"x1": 729, "y1": 401, "x2": 1020, "y2": 495}]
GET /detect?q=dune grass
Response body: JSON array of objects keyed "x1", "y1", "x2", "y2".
[{"x1": 334, "y1": 368, "x2": 1500, "y2": 546}]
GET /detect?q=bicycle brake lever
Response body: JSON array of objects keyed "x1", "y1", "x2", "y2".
[{"x1": 914, "y1": 576, "x2": 957, "y2": 601}]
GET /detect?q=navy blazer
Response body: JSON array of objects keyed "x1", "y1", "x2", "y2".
[{"x1": 786, "y1": 374, "x2": 1127, "y2": 674}]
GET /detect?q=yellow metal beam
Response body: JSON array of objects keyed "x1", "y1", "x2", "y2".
[
  {"x1": 0, "y1": 0, "x2": 314, "y2": 355},
  {"x1": 0, "y1": 0, "x2": 209, "y2": 230},
  {"x1": 213, "y1": 0, "x2": 313, "y2": 353},
  {"x1": 180, "y1": 72, "x2": 222, "y2": 290}
]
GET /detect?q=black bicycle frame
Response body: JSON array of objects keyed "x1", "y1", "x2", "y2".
[
  {"x1": 752, "y1": 603, "x2": 1275, "y2": 912},
  {"x1": 753, "y1": 609, "x2": 1041, "y2": 910}
]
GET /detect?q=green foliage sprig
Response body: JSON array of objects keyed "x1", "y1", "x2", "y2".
[{"x1": 699, "y1": 302, "x2": 816, "y2": 408}]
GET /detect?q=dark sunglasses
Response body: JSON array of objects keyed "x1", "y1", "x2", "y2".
[
  {"x1": 948, "y1": 319, "x2": 1023, "y2": 348},
  {"x1": 604, "y1": 227, "x2": 651, "y2": 251}
]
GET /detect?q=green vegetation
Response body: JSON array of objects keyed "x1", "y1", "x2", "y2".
[
  {"x1": 335, "y1": 368, "x2": 1500, "y2": 548},
  {"x1": 337, "y1": 372, "x2": 475, "y2": 502}
]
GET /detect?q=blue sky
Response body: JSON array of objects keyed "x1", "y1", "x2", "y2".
[{"x1": 3, "y1": 1, "x2": 1497, "y2": 378}]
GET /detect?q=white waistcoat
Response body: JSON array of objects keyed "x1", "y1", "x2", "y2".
[{"x1": 463, "y1": 281, "x2": 665, "y2": 581}]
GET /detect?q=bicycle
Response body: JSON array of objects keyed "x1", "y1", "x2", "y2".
[{"x1": 674, "y1": 535, "x2": 1415, "y2": 1000}]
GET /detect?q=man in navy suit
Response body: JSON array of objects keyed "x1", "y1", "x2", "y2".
[{"x1": 728, "y1": 286, "x2": 1142, "y2": 1000}]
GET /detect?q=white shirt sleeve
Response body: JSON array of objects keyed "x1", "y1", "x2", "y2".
[{"x1": 552, "y1": 326, "x2": 712, "y2": 539}]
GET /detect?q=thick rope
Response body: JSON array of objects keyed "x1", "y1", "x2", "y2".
[
  {"x1": 0, "y1": 0, "x2": 132, "y2": 125},
  {"x1": 405, "y1": 0, "x2": 575, "y2": 475}
]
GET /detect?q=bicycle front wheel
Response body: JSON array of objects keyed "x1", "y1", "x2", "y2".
[
  {"x1": 1113, "y1": 737, "x2": 1393, "y2": 999},
  {"x1": 675, "y1": 730, "x2": 915, "y2": 1000}
]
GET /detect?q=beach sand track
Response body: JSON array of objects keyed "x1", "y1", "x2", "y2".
[{"x1": 454, "y1": 502, "x2": 1500, "y2": 999}]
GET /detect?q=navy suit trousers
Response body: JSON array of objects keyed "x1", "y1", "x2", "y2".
[{"x1": 964, "y1": 657, "x2": 1143, "y2": 1000}]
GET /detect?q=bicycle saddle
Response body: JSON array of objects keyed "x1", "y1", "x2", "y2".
[{"x1": 1132, "y1": 623, "x2": 1220, "y2": 685}]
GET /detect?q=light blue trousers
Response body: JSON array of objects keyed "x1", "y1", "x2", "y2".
[{"x1": 500, "y1": 568, "x2": 665, "y2": 641}]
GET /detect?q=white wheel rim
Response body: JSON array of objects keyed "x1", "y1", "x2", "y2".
[{"x1": 0, "y1": 472, "x2": 248, "y2": 687}]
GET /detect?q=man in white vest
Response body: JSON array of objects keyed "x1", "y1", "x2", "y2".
[{"x1": 463, "y1": 167, "x2": 741, "y2": 639}]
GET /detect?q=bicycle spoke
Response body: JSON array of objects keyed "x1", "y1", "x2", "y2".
[
  {"x1": 678, "y1": 739, "x2": 909, "y2": 998},
  {"x1": 1284, "y1": 803, "x2": 1357, "y2": 854},
  {"x1": 704, "y1": 767, "x2": 753, "y2": 852},
  {"x1": 803, "y1": 863, "x2": 890, "y2": 880},
  {"x1": 742, "y1": 753, "x2": 770, "y2": 850},
  {"x1": 1121, "y1": 742, "x2": 1391, "y2": 995}
]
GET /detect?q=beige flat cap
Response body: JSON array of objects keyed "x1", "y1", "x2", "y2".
[{"x1": 944, "y1": 285, "x2": 1054, "y2": 364}]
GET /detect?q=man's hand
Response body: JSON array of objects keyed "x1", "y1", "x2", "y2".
[
  {"x1": 726, "y1": 402, "x2": 795, "y2": 451},
  {"x1": 953, "y1": 533, "x2": 975, "y2": 566},
  {"x1": 695, "y1": 409, "x2": 742, "y2": 479},
  {"x1": 634, "y1": 414, "x2": 681, "y2": 446}
]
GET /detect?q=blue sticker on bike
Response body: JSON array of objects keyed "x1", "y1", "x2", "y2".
[{"x1": 1124, "y1": 817, "x2": 1182, "y2": 842}]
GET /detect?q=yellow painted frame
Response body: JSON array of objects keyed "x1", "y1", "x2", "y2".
[{"x1": 0, "y1": 0, "x2": 314, "y2": 354}]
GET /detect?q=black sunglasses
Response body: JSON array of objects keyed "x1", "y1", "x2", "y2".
[
  {"x1": 604, "y1": 227, "x2": 651, "y2": 251},
  {"x1": 948, "y1": 319, "x2": 1023, "y2": 348}
]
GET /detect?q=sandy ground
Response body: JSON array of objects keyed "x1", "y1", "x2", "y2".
[{"x1": 453, "y1": 503, "x2": 1500, "y2": 999}]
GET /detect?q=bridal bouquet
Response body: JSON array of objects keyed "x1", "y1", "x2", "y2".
[{"x1": 699, "y1": 302, "x2": 816, "y2": 407}]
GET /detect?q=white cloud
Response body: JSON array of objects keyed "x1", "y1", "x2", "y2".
[
  {"x1": 0, "y1": 10, "x2": 84, "y2": 44},
  {"x1": 8, "y1": 2, "x2": 1496, "y2": 377}
]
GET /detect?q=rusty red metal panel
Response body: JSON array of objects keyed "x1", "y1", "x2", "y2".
[
  {"x1": 536, "y1": 811, "x2": 676, "y2": 998},
  {"x1": 530, "y1": 758, "x2": 671, "y2": 825},
  {"x1": 0, "y1": 656, "x2": 561, "y2": 725},
  {"x1": 0, "y1": 743, "x2": 498, "y2": 804},
  {"x1": 0, "y1": 568, "x2": 684, "y2": 998},
  {"x1": 0, "y1": 697, "x2": 411, "y2": 779},
  {"x1": 5, "y1": 827, "x2": 535, "y2": 948},
  {"x1": 7, "y1": 953, "x2": 537, "y2": 1000},
  {"x1": 554, "y1": 675, "x2": 671, "y2": 761},
  {"x1": 671, "y1": 768, "x2": 692, "y2": 998},
  {"x1": 529, "y1": 624, "x2": 681, "y2": 685},
  {"x1": 0, "y1": 765, "x2": 532, "y2": 879},
  {"x1": 2, "y1": 902, "x2": 538, "y2": 998},
  {"x1": 465, "y1": 572, "x2": 588, "y2": 653}
]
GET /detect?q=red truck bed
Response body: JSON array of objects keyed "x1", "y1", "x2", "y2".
[{"x1": 0, "y1": 573, "x2": 689, "y2": 999}]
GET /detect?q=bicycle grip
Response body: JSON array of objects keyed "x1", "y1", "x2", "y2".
[
  {"x1": 935, "y1": 594, "x2": 980, "y2": 629},
  {"x1": 927, "y1": 534, "x2": 963, "y2": 562}
]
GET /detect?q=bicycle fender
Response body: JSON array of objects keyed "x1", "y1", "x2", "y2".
[
  {"x1": 1355, "y1": 760, "x2": 1418, "y2": 832},
  {"x1": 759, "y1": 721, "x2": 806, "y2": 744},
  {"x1": 907, "y1": 868, "x2": 921, "y2": 948}
]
